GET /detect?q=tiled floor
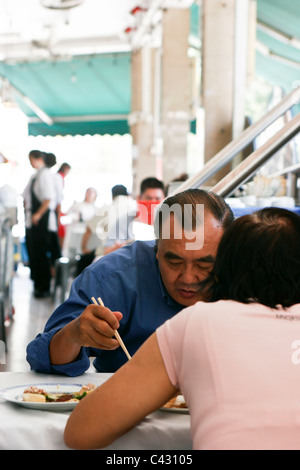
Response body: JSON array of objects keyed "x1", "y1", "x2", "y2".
[{"x1": 0, "y1": 264, "x2": 62, "y2": 372}]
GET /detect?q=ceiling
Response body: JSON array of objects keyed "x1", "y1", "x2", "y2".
[
  {"x1": 0, "y1": 0, "x2": 195, "y2": 60},
  {"x1": 0, "y1": 0, "x2": 299, "y2": 136},
  {"x1": 0, "y1": 0, "x2": 137, "y2": 59}
]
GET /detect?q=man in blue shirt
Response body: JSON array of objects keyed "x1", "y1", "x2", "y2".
[{"x1": 26, "y1": 189, "x2": 234, "y2": 376}]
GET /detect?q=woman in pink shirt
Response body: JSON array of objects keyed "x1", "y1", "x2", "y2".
[{"x1": 64, "y1": 207, "x2": 300, "y2": 450}]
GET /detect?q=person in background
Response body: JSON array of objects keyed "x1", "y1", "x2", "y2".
[
  {"x1": 62, "y1": 186, "x2": 98, "y2": 257},
  {"x1": 57, "y1": 162, "x2": 71, "y2": 180},
  {"x1": 22, "y1": 150, "x2": 57, "y2": 298},
  {"x1": 64, "y1": 207, "x2": 300, "y2": 450},
  {"x1": 139, "y1": 177, "x2": 165, "y2": 201},
  {"x1": 67, "y1": 187, "x2": 97, "y2": 223},
  {"x1": 165, "y1": 172, "x2": 189, "y2": 196},
  {"x1": 102, "y1": 184, "x2": 136, "y2": 255},
  {"x1": 76, "y1": 184, "x2": 136, "y2": 275},
  {"x1": 136, "y1": 177, "x2": 165, "y2": 226},
  {"x1": 26, "y1": 189, "x2": 233, "y2": 374},
  {"x1": 56, "y1": 162, "x2": 71, "y2": 248}
]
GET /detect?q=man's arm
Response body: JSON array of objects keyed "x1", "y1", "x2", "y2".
[{"x1": 49, "y1": 304, "x2": 123, "y2": 365}]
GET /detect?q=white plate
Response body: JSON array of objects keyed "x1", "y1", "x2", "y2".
[
  {"x1": 160, "y1": 406, "x2": 189, "y2": 414},
  {"x1": 0, "y1": 383, "x2": 84, "y2": 411},
  {"x1": 160, "y1": 394, "x2": 189, "y2": 413}
]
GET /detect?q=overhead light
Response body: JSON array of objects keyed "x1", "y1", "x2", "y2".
[{"x1": 41, "y1": 0, "x2": 85, "y2": 10}]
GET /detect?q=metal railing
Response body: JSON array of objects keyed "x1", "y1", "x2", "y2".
[
  {"x1": 0, "y1": 217, "x2": 14, "y2": 345},
  {"x1": 212, "y1": 113, "x2": 300, "y2": 197},
  {"x1": 171, "y1": 86, "x2": 300, "y2": 195}
]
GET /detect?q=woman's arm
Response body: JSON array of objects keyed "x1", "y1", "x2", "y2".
[
  {"x1": 81, "y1": 226, "x2": 92, "y2": 253},
  {"x1": 64, "y1": 332, "x2": 178, "y2": 450},
  {"x1": 31, "y1": 199, "x2": 50, "y2": 225}
]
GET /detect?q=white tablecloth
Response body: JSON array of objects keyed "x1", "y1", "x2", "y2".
[{"x1": 0, "y1": 371, "x2": 192, "y2": 450}]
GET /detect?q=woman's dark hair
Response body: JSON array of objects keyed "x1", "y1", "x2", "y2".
[
  {"x1": 44, "y1": 152, "x2": 56, "y2": 168},
  {"x1": 58, "y1": 162, "x2": 71, "y2": 173},
  {"x1": 154, "y1": 188, "x2": 234, "y2": 239},
  {"x1": 208, "y1": 207, "x2": 300, "y2": 308}
]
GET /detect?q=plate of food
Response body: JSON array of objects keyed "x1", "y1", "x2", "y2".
[
  {"x1": 0, "y1": 382, "x2": 96, "y2": 411},
  {"x1": 161, "y1": 393, "x2": 189, "y2": 414}
]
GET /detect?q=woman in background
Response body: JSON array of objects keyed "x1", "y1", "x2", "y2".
[
  {"x1": 23, "y1": 150, "x2": 57, "y2": 298},
  {"x1": 64, "y1": 207, "x2": 300, "y2": 450}
]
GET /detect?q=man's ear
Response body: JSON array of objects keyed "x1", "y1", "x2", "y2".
[{"x1": 154, "y1": 239, "x2": 159, "y2": 258}]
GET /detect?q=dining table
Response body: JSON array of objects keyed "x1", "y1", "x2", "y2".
[{"x1": 0, "y1": 370, "x2": 192, "y2": 451}]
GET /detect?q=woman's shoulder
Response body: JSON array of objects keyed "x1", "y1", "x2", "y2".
[{"x1": 176, "y1": 299, "x2": 249, "y2": 324}]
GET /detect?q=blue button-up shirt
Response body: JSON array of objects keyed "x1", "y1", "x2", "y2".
[{"x1": 26, "y1": 240, "x2": 184, "y2": 376}]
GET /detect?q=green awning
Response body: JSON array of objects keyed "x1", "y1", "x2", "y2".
[
  {"x1": 256, "y1": 0, "x2": 300, "y2": 94},
  {"x1": 0, "y1": 53, "x2": 131, "y2": 136},
  {"x1": 28, "y1": 119, "x2": 130, "y2": 137}
]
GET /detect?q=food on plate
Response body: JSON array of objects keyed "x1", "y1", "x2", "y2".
[
  {"x1": 23, "y1": 392, "x2": 46, "y2": 403},
  {"x1": 162, "y1": 393, "x2": 187, "y2": 409},
  {"x1": 22, "y1": 383, "x2": 96, "y2": 403}
]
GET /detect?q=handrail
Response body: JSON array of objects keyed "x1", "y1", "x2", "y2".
[
  {"x1": 170, "y1": 86, "x2": 300, "y2": 195},
  {"x1": 211, "y1": 113, "x2": 300, "y2": 198},
  {"x1": 269, "y1": 162, "x2": 300, "y2": 178}
]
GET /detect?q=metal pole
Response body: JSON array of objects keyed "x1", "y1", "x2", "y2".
[{"x1": 211, "y1": 113, "x2": 300, "y2": 198}]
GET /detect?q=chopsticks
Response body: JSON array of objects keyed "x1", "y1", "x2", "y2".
[{"x1": 91, "y1": 296, "x2": 131, "y2": 360}]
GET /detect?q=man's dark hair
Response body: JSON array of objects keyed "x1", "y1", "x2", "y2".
[
  {"x1": 154, "y1": 188, "x2": 234, "y2": 239},
  {"x1": 28, "y1": 150, "x2": 45, "y2": 160},
  {"x1": 111, "y1": 184, "x2": 128, "y2": 198},
  {"x1": 208, "y1": 207, "x2": 300, "y2": 308},
  {"x1": 140, "y1": 177, "x2": 165, "y2": 195}
]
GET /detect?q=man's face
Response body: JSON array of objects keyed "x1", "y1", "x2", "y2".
[
  {"x1": 156, "y1": 214, "x2": 224, "y2": 306},
  {"x1": 141, "y1": 188, "x2": 164, "y2": 201}
]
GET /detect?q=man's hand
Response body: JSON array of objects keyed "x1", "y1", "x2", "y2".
[
  {"x1": 71, "y1": 304, "x2": 123, "y2": 350},
  {"x1": 49, "y1": 304, "x2": 123, "y2": 365}
]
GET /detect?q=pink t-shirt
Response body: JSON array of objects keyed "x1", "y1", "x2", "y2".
[{"x1": 156, "y1": 300, "x2": 300, "y2": 450}]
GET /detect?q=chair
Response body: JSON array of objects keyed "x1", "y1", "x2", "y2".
[
  {"x1": 0, "y1": 218, "x2": 14, "y2": 346},
  {"x1": 52, "y1": 255, "x2": 79, "y2": 304}
]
